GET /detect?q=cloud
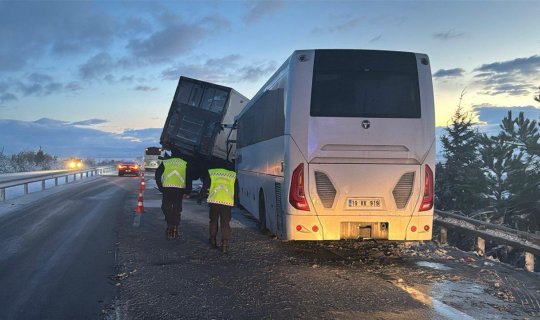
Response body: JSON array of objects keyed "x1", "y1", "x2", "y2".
[
  {"x1": 162, "y1": 63, "x2": 230, "y2": 83},
  {"x1": 119, "y1": 17, "x2": 153, "y2": 37},
  {"x1": 473, "y1": 55, "x2": 540, "y2": 97},
  {"x1": 433, "y1": 68, "x2": 466, "y2": 78},
  {"x1": 44, "y1": 83, "x2": 63, "y2": 95},
  {"x1": 79, "y1": 52, "x2": 116, "y2": 80},
  {"x1": 312, "y1": 15, "x2": 362, "y2": 34},
  {"x1": 28, "y1": 73, "x2": 54, "y2": 83},
  {"x1": 120, "y1": 76, "x2": 135, "y2": 83},
  {"x1": 127, "y1": 24, "x2": 205, "y2": 62},
  {"x1": 370, "y1": 35, "x2": 382, "y2": 43},
  {"x1": 236, "y1": 62, "x2": 277, "y2": 82},
  {"x1": 33, "y1": 118, "x2": 69, "y2": 126},
  {"x1": 0, "y1": 93, "x2": 18, "y2": 103},
  {"x1": 473, "y1": 105, "x2": 540, "y2": 126},
  {"x1": 475, "y1": 55, "x2": 540, "y2": 75},
  {"x1": 18, "y1": 83, "x2": 44, "y2": 96},
  {"x1": 66, "y1": 82, "x2": 84, "y2": 91},
  {"x1": 74, "y1": 14, "x2": 231, "y2": 81},
  {"x1": 1, "y1": 73, "x2": 69, "y2": 101},
  {"x1": 0, "y1": 81, "x2": 9, "y2": 93},
  {"x1": 134, "y1": 85, "x2": 158, "y2": 92},
  {"x1": 121, "y1": 128, "x2": 162, "y2": 143},
  {"x1": 244, "y1": 0, "x2": 285, "y2": 23},
  {"x1": 0, "y1": 118, "x2": 161, "y2": 158},
  {"x1": 71, "y1": 119, "x2": 109, "y2": 126},
  {"x1": 161, "y1": 55, "x2": 275, "y2": 84},
  {"x1": 79, "y1": 52, "x2": 145, "y2": 83},
  {"x1": 480, "y1": 83, "x2": 531, "y2": 96},
  {"x1": 433, "y1": 29, "x2": 465, "y2": 41},
  {"x1": 205, "y1": 55, "x2": 242, "y2": 67},
  {"x1": 126, "y1": 14, "x2": 229, "y2": 63},
  {"x1": 12, "y1": 72, "x2": 65, "y2": 97},
  {"x1": 0, "y1": 2, "x2": 121, "y2": 71}
]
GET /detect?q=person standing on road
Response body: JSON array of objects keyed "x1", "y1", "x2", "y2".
[
  {"x1": 202, "y1": 166, "x2": 236, "y2": 253},
  {"x1": 155, "y1": 149, "x2": 192, "y2": 240}
]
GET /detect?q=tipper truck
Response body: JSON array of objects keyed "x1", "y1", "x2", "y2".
[{"x1": 160, "y1": 76, "x2": 249, "y2": 165}]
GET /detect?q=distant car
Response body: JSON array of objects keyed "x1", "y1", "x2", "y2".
[
  {"x1": 66, "y1": 158, "x2": 84, "y2": 170},
  {"x1": 118, "y1": 162, "x2": 140, "y2": 176}
]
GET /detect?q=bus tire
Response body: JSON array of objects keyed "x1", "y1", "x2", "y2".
[{"x1": 258, "y1": 190, "x2": 267, "y2": 233}]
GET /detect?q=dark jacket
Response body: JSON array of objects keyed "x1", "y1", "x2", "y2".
[{"x1": 155, "y1": 158, "x2": 193, "y2": 194}]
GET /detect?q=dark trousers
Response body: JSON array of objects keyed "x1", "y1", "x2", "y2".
[
  {"x1": 209, "y1": 203, "x2": 232, "y2": 242},
  {"x1": 161, "y1": 188, "x2": 184, "y2": 227}
]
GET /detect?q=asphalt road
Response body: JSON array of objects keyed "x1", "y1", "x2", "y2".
[{"x1": 0, "y1": 174, "x2": 139, "y2": 320}]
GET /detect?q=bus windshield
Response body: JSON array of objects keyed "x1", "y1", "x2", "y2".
[
  {"x1": 145, "y1": 147, "x2": 161, "y2": 156},
  {"x1": 310, "y1": 50, "x2": 421, "y2": 118}
]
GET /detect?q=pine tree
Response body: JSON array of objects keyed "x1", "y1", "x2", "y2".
[
  {"x1": 478, "y1": 132, "x2": 514, "y2": 222},
  {"x1": 498, "y1": 111, "x2": 540, "y2": 232},
  {"x1": 436, "y1": 96, "x2": 488, "y2": 213}
]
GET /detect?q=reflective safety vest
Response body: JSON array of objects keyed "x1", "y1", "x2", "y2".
[
  {"x1": 162, "y1": 158, "x2": 187, "y2": 188},
  {"x1": 207, "y1": 168, "x2": 236, "y2": 207}
]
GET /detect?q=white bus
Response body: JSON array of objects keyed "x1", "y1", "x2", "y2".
[
  {"x1": 235, "y1": 49, "x2": 435, "y2": 241},
  {"x1": 143, "y1": 147, "x2": 162, "y2": 170}
]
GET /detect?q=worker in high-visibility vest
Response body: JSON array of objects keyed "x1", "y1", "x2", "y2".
[
  {"x1": 155, "y1": 149, "x2": 192, "y2": 239},
  {"x1": 203, "y1": 166, "x2": 236, "y2": 253}
]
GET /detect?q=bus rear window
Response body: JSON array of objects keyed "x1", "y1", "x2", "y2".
[{"x1": 310, "y1": 50, "x2": 421, "y2": 118}]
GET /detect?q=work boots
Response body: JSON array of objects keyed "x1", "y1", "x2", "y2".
[
  {"x1": 221, "y1": 240, "x2": 229, "y2": 254},
  {"x1": 209, "y1": 238, "x2": 217, "y2": 249},
  {"x1": 170, "y1": 225, "x2": 178, "y2": 239},
  {"x1": 166, "y1": 225, "x2": 179, "y2": 240}
]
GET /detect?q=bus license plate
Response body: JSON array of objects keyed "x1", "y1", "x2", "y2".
[{"x1": 347, "y1": 198, "x2": 382, "y2": 209}]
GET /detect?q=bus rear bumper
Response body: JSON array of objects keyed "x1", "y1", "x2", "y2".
[{"x1": 284, "y1": 214, "x2": 433, "y2": 241}]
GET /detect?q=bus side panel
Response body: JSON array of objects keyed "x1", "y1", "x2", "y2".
[
  {"x1": 238, "y1": 170, "x2": 262, "y2": 222},
  {"x1": 238, "y1": 171, "x2": 283, "y2": 237},
  {"x1": 237, "y1": 136, "x2": 285, "y2": 233}
]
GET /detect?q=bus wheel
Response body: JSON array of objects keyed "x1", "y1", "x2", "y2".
[{"x1": 258, "y1": 190, "x2": 267, "y2": 233}]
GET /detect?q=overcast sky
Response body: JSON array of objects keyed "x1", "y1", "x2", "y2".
[{"x1": 1, "y1": 0, "x2": 539, "y2": 136}]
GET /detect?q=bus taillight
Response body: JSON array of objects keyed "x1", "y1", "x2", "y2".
[
  {"x1": 289, "y1": 163, "x2": 310, "y2": 211},
  {"x1": 419, "y1": 164, "x2": 434, "y2": 211}
]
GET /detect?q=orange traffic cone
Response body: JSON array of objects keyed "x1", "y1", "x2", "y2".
[{"x1": 135, "y1": 191, "x2": 145, "y2": 213}]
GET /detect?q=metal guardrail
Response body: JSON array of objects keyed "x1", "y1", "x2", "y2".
[
  {"x1": 434, "y1": 209, "x2": 540, "y2": 272},
  {"x1": 0, "y1": 166, "x2": 116, "y2": 202}
]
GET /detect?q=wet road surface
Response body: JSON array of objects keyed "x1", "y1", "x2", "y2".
[{"x1": 0, "y1": 175, "x2": 138, "y2": 320}]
